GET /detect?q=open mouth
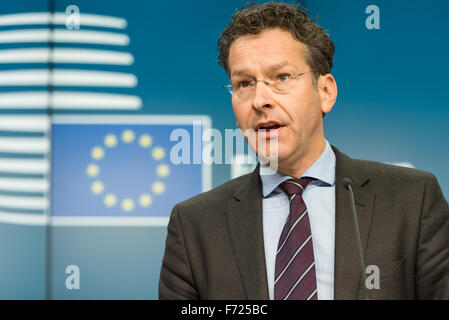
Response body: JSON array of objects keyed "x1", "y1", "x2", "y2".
[
  {"x1": 254, "y1": 122, "x2": 285, "y2": 139},
  {"x1": 259, "y1": 124, "x2": 281, "y2": 130},
  {"x1": 256, "y1": 121, "x2": 284, "y2": 131}
]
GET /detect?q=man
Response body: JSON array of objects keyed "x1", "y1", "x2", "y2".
[{"x1": 159, "y1": 2, "x2": 449, "y2": 299}]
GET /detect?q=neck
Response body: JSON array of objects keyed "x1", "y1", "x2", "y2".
[{"x1": 276, "y1": 138, "x2": 326, "y2": 178}]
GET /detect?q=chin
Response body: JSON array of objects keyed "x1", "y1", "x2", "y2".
[{"x1": 258, "y1": 149, "x2": 290, "y2": 169}]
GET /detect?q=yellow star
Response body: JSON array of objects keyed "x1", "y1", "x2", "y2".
[
  {"x1": 139, "y1": 134, "x2": 153, "y2": 148},
  {"x1": 121, "y1": 198, "x2": 135, "y2": 212},
  {"x1": 104, "y1": 193, "x2": 117, "y2": 207},
  {"x1": 152, "y1": 147, "x2": 165, "y2": 160},
  {"x1": 152, "y1": 181, "x2": 165, "y2": 195},
  {"x1": 156, "y1": 164, "x2": 170, "y2": 177},
  {"x1": 122, "y1": 130, "x2": 135, "y2": 143},
  {"x1": 139, "y1": 194, "x2": 153, "y2": 207},
  {"x1": 104, "y1": 134, "x2": 117, "y2": 148},
  {"x1": 91, "y1": 146, "x2": 105, "y2": 160},
  {"x1": 91, "y1": 181, "x2": 104, "y2": 194},
  {"x1": 86, "y1": 164, "x2": 100, "y2": 177}
]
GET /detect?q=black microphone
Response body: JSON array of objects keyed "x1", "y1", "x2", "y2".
[{"x1": 343, "y1": 177, "x2": 368, "y2": 299}]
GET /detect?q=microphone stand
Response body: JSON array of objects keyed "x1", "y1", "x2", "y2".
[{"x1": 343, "y1": 177, "x2": 369, "y2": 300}]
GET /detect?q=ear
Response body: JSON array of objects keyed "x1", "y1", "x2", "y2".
[{"x1": 317, "y1": 74, "x2": 338, "y2": 114}]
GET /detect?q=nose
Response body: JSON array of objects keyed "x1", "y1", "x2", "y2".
[{"x1": 251, "y1": 80, "x2": 273, "y2": 111}]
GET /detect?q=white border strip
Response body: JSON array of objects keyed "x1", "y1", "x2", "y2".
[
  {"x1": 0, "y1": 158, "x2": 48, "y2": 174},
  {"x1": 0, "y1": 211, "x2": 48, "y2": 226},
  {"x1": 0, "y1": 177, "x2": 48, "y2": 192},
  {"x1": 0, "y1": 195, "x2": 48, "y2": 210},
  {"x1": 0, "y1": 29, "x2": 129, "y2": 46},
  {"x1": 0, "y1": 48, "x2": 134, "y2": 65},
  {"x1": 0, "y1": 91, "x2": 142, "y2": 110},
  {"x1": 0, "y1": 69, "x2": 137, "y2": 87},
  {"x1": 0, "y1": 115, "x2": 50, "y2": 132},
  {"x1": 52, "y1": 114, "x2": 212, "y2": 126},
  {"x1": 51, "y1": 91, "x2": 142, "y2": 109},
  {"x1": 0, "y1": 137, "x2": 49, "y2": 153},
  {"x1": 51, "y1": 216, "x2": 169, "y2": 227},
  {"x1": 0, "y1": 12, "x2": 127, "y2": 29},
  {"x1": 0, "y1": 213, "x2": 169, "y2": 226}
]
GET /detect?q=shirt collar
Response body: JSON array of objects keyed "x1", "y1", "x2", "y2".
[{"x1": 259, "y1": 139, "x2": 336, "y2": 197}]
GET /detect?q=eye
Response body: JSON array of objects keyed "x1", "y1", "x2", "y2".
[
  {"x1": 277, "y1": 74, "x2": 291, "y2": 82},
  {"x1": 238, "y1": 80, "x2": 252, "y2": 89}
]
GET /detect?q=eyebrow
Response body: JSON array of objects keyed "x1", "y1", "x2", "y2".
[{"x1": 231, "y1": 61, "x2": 293, "y2": 78}]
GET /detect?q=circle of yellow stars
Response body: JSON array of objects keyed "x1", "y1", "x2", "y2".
[{"x1": 85, "y1": 129, "x2": 170, "y2": 212}]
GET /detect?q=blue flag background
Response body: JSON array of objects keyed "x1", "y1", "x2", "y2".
[{"x1": 52, "y1": 119, "x2": 206, "y2": 218}]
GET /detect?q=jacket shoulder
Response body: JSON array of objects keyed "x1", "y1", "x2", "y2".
[
  {"x1": 333, "y1": 144, "x2": 435, "y2": 184},
  {"x1": 352, "y1": 157, "x2": 434, "y2": 181},
  {"x1": 174, "y1": 170, "x2": 255, "y2": 212}
]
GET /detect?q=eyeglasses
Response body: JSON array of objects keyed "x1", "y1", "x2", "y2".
[{"x1": 223, "y1": 70, "x2": 313, "y2": 101}]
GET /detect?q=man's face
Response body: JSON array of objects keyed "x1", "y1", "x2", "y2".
[{"x1": 228, "y1": 28, "x2": 332, "y2": 171}]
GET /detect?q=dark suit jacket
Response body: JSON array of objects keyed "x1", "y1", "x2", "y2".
[{"x1": 159, "y1": 146, "x2": 449, "y2": 299}]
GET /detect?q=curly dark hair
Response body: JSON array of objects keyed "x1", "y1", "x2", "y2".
[{"x1": 217, "y1": 2, "x2": 335, "y2": 82}]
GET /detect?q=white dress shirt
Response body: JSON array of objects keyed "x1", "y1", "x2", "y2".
[{"x1": 260, "y1": 139, "x2": 336, "y2": 300}]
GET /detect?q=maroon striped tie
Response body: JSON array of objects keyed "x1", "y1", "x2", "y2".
[{"x1": 274, "y1": 178, "x2": 317, "y2": 300}]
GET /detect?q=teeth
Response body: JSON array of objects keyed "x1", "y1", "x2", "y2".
[{"x1": 259, "y1": 122, "x2": 279, "y2": 130}]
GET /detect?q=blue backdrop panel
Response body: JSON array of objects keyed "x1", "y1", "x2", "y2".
[
  {"x1": 0, "y1": 224, "x2": 46, "y2": 299},
  {"x1": 306, "y1": 0, "x2": 449, "y2": 199},
  {"x1": 50, "y1": 226, "x2": 166, "y2": 299}
]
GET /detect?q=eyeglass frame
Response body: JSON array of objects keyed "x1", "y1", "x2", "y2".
[{"x1": 223, "y1": 70, "x2": 314, "y2": 100}]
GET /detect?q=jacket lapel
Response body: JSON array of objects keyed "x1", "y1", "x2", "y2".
[
  {"x1": 226, "y1": 163, "x2": 270, "y2": 299},
  {"x1": 332, "y1": 146, "x2": 376, "y2": 299}
]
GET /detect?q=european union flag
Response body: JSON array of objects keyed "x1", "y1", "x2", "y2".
[{"x1": 51, "y1": 115, "x2": 211, "y2": 223}]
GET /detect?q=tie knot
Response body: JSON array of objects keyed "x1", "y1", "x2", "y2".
[{"x1": 279, "y1": 178, "x2": 314, "y2": 197}]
